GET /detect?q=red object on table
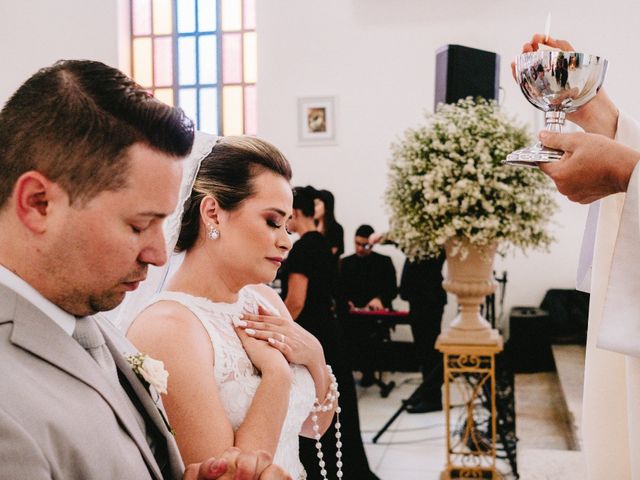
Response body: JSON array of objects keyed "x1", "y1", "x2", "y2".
[{"x1": 348, "y1": 309, "x2": 409, "y2": 319}]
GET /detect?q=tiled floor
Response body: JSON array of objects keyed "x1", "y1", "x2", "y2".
[
  {"x1": 356, "y1": 367, "x2": 586, "y2": 480},
  {"x1": 358, "y1": 373, "x2": 447, "y2": 479}
]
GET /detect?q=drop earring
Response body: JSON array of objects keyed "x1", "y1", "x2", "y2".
[{"x1": 207, "y1": 223, "x2": 220, "y2": 240}]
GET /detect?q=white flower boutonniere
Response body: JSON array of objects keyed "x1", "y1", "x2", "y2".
[{"x1": 127, "y1": 353, "x2": 169, "y2": 395}]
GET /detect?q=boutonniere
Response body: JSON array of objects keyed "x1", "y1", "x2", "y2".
[
  {"x1": 126, "y1": 353, "x2": 169, "y2": 394},
  {"x1": 126, "y1": 353, "x2": 175, "y2": 436}
]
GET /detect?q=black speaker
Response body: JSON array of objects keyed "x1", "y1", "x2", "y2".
[
  {"x1": 506, "y1": 307, "x2": 555, "y2": 373},
  {"x1": 434, "y1": 44, "x2": 500, "y2": 109}
]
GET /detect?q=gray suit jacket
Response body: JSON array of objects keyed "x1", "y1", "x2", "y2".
[{"x1": 0, "y1": 283, "x2": 184, "y2": 479}]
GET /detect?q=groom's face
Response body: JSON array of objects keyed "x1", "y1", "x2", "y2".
[{"x1": 44, "y1": 142, "x2": 183, "y2": 316}]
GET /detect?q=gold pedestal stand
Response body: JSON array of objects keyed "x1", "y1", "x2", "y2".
[
  {"x1": 435, "y1": 238, "x2": 505, "y2": 478},
  {"x1": 436, "y1": 342, "x2": 503, "y2": 480}
]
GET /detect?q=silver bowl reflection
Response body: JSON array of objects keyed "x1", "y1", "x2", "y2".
[{"x1": 505, "y1": 51, "x2": 607, "y2": 167}]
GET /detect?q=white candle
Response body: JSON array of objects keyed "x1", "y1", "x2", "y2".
[
  {"x1": 538, "y1": 44, "x2": 561, "y2": 52},
  {"x1": 544, "y1": 12, "x2": 551, "y2": 43},
  {"x1": 539, "y1": 13, "x2": 562, "y2": 52}
]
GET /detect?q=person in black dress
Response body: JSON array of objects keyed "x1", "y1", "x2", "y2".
[
  {"x1": 281, "y1": 186, "x2": 379, "y2": 480},
  {"x1": 313, "y1": 188, "x2": 344, "y2": 264}
]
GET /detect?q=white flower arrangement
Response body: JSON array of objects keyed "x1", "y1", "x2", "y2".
[
  {"x1": 385, "y1": 97, "x2": 557, "y2": 260},
  {"x1": 127, "y1": 353, "x2": 169, "y2": 395}
]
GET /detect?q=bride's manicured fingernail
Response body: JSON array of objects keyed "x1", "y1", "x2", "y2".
[
  {"x1": 231, "y1": 317, "x2": 248, "y2": 327},
  {"x1": 268, "y1": 337, "x2": 276, "y2": 344},
  {"x1": 245, "y1": 328, "x2": 256, "y2": 335}
]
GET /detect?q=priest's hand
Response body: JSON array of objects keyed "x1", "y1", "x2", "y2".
[
  {"x1": 538, "y1": 131, "x2": 640, "y2": 204},
  {"x1": 184, "y1": 447, "x2": 292, "y2": 480},
  {"x1": 512, "y1": 33, "x2": 619, "y2": 138}
]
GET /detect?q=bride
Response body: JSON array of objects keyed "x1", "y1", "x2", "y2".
[{"x1": 125, "y1": 133, "x2": 337, "y2": 479}]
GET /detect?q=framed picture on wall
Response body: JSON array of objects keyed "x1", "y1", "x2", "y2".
[{"x1": 297, "y1": 96, "x2": 336, "y2": 145}]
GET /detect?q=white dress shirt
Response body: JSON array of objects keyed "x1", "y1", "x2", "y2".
[{"x1": 0, "y1": 263, "x2": 76, "y2": 335}]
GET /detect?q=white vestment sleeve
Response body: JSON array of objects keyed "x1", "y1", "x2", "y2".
[
  {"x1": 580, "y1": 112, "x2": 640, "y2": 479},
  {"x1": 597, "y1": 111, "x2": 640, "y2": 356},
  {"x1": 576, "y1": 201, "x2": 599, "y2": 293}
]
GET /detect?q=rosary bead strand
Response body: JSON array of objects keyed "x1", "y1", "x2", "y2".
[{"x1": 310, "y1": 365, "x2": 342, "y2": 479}]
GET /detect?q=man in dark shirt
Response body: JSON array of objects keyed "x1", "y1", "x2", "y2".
[
  {"x1": 338, "y1": 225, "x2": 397, "y2": 386},
  {"x1": 339, "y1": 225, "x2": 397, "y2": 310},
  {"x1": 400, "y1": 255, "x2": 447, "y2": 413}
]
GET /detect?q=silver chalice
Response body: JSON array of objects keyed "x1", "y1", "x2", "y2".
[{"x1": 505, "y1": 50, "x2": 608, "y2": 167}]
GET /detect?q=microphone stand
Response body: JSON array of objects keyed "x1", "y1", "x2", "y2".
[{"x1": 372, "y1": 358, "x2": 442, "y2": 443}]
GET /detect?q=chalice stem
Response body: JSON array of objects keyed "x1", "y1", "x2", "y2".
[
  {"x1": 544, "y1": 110, "x2": 566, "y2": 132},
  {"x1": 531, "y1": 110, "x2": 567, "y2": 155}
]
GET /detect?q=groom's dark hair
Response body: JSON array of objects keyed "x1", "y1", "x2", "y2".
[{"x1": 0, "y1": 59, "x2": 194, "y2": 208}]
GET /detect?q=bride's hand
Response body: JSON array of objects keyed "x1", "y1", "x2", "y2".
[
  {"x1": 239, "y1": 306, "x2": 326, "y2": 368},
  {"x1": 234, "y1": 321, "x2": 290, "y2": 377}
]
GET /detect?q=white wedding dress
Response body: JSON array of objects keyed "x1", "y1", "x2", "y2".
[{"x1": 148, "y1": 286, "x2": 316, "y2": 480}]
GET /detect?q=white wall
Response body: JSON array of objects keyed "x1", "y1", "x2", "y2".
[
  {"x1": 2, "y1": 0, "x2": 639, "y2": 328},
  {"x1": 0, "y1": 1, "x2": 124, "y2": 103},
  {"x1": 256, "y1": 0, "x2": 640, "y2": 326}
]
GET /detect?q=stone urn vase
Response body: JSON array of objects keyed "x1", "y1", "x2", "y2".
[{"x1": 436, "y1": 237, "x2": 503, "y2": 347}]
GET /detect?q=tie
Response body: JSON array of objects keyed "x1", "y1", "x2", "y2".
[
  {"x1": 73, "y1": 316, "x2": 119, "y2": 383},
  {"x1": 73, "y1": 318, "x2": 169, "y2": 476}
]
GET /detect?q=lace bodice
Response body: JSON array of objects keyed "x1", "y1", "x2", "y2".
[{"x1": 149, "y1": 287, "x2": 315, "y2": 479}]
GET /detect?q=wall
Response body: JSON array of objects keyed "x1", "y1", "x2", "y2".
[
  {"x1": 0, "y1": 1, "x2": 124, "y2": 103},
  {"x1": 256, "y1": 0, "x2": 640, "y2": 326},
  {"x1": 2, "y1": 0, "x2": 639, "y2": 328}
]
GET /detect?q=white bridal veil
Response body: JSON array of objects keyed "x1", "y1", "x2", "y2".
[{"x1": 105, "y1": 131, "x2": 219, "y2": 332}]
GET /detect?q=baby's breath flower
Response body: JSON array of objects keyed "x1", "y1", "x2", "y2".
[{"x1": 385, "y1": 97, "x2": 557, "y2": 260}]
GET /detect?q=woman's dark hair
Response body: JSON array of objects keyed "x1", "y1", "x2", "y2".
[
  {"x1": 292, "y1": 185, "x2": 317, "y2": 218},
  {"x1": 316, "y1": 188, "x2": 338, "y2": 228},
  {"x1": 176, "y1": 136, "x2": 292, "y2": 252}
]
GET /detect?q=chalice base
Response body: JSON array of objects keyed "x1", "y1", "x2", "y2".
[{"x1": 504, "y1": 143, "x2": 563, "y2": 167}]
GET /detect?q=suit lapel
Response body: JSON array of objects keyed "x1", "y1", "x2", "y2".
[
  {"x1": 100, "y1": 323, "x2": 184, "y2": 478},
  {"x1": 8, "y1": 291, "x2": 163, "y2": 480}
]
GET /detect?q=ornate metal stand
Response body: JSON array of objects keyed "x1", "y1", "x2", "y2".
[
  {"x1": 437, "y1": 343, "x2": 503, "y2": 479},
  {"x1": 494, "y1": 352, "x2": 518, "y2": 478}
]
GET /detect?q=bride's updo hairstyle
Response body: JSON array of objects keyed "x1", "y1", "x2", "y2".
[{"x1": 175, "y1": 136, "x2": 292, "y2": 252}]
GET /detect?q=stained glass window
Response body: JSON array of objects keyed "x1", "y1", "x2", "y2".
[{"x1": 130, "y1": 0, "x2": 257, "y2": 135}]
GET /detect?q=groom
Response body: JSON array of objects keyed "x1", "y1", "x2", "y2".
[{"x1": 0, "y1": 60, "x2": 288, "y2": 479}]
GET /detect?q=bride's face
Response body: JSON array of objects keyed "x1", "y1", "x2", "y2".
[{"x1": 211, "y1": 170, "x2": 292, "y2": 285}]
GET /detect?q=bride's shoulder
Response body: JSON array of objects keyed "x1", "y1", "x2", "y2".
[
  {"x1": 245, "y1": 284, "x2": 292, "y2": 320},
  {"x1": 126, "y1": 299, "x2": 215, "y2": 384},
  {"x1": 127, "y1": 299, "x2": 209, "y2": 350},
  {"x1": 141, "y1": 298, "x2": 195, "y2": 319}
]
